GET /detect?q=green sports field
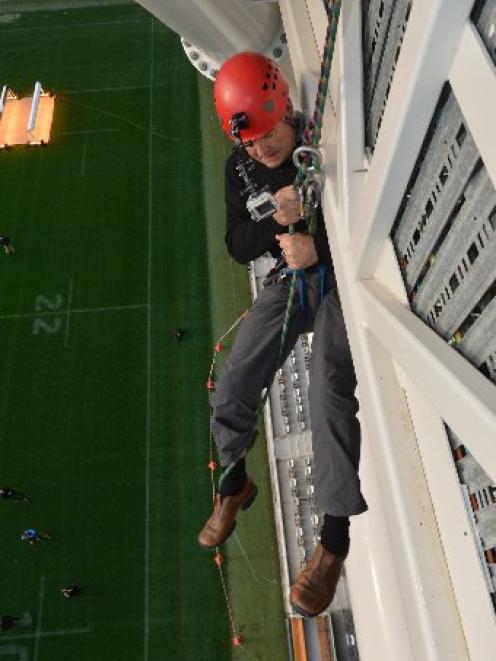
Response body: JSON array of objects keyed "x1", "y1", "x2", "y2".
[{"x1": 0, "y1": 5, "x2": 287, "y2": 660}]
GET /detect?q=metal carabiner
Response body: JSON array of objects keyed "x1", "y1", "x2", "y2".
[{"x1": 292, "y1": 145, "x2": 321, "y2": 170}]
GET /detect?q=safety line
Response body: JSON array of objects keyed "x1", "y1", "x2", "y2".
[
  {"x1": 233, "y1": 532, "x2": 278, "y2": 585},
  {"x1": 62, "y1": 84, "x2": 152, "y2": 95},
  {"x1": 57, "y1": 94, "x2": 201, "y2": 143},
  {"x1": 33, "y1": 575, "x2": 45, "y2": 661},
  {"x1": 80, "y1": 133, "x2": 89, "y2": 177},
  {"x1": 0, "y1": 17, "x2": 148, "y2": 35},
  {"x1": 143, "y1": 16, "x2": 154, "y2": 661},
  {"x1": 63, "y1": 277, "x2": 74, "y2": 347},
  {"x1": 60, "y1": 128, "x2": 118, "y2": 135}
]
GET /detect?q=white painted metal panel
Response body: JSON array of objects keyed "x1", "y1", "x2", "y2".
[
  {"x1": 134, "y1": 0, "x2": 282, "y2": 65},
  {"x1": 358, "y1": 278, "x2": 496, "y2": 482},
  {"x1": 401, "y1": 372, "x2": 496, "y2": 661},
  {"x1": 451, "y1": 21, "x2": 496, "y2": 190}
]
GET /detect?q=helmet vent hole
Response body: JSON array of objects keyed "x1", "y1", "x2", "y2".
[
  {"x1": 262, "y1": 83, "x2": 269, "y2": 91},
  {"x1": 272, "y1": 83, "x2": 276, "y2": 90}
]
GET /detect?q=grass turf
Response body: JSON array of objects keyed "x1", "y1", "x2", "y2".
[{"x1": 0, "y1": 4, "x2": 287, "y2": 661}]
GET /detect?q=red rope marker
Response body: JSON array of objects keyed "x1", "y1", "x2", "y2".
[
  {"x1": 203, "y1": 310, "x2": 252, "y2": 648},
  {"x1": 232, "y1": 634, "x2": 244, "y2": 647}
]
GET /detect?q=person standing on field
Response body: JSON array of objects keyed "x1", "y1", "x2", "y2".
[{"x1": 0, "y1": 236, "x2": 15, "y2": 254}]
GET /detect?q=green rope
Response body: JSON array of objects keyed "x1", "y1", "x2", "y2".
[
  {"x1": 295, "y1": 0, "x2": 341, "y2": 188},
  {"x1": 256, "y1": 0, "x2": 342, "y2": 427},
  {"x1": 276, "y1": 0, "x2": 342, "y2": 363}
]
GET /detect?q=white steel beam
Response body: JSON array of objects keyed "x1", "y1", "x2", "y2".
[
  {"x1": 303, "y1": 0, "x2": 328, "y2": 54},
  {"x1": 322, "y1": 195, "x2": 469, "y2": 661},
  {"x1": 450, "y1": 21, "x2": 496, "y2": 190},
  {"x1": 350, "y1": 0, "x2": 474, "y2": 279},
  {"x1": 401, "y1": 372, "x2": 496, "y2": 661},
  {"x1": 347, "y1": 431, "x2": 421, "y2": 661},
  {"x1": 278, "y1": 0, "x2": 320, "y2": 113},
  {"x1": 358, "y1": 279, "x2": 496, "y2": 482},
  {"x1": 337, "y1": 0, "x2": 366, "y2": 239},
  {"x1": 355, "y1": 331, "x2": 470, "y2": 661},
  {"x1": 330, "y1": 295, "x2": 469, "y2": 660}
]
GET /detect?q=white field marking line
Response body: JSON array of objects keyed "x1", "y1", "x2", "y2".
[
  {"x1": 0, "y1": 304, "x2": 147, "y2": 321},
  {"x1": 1, "y1": 628, "x2": 92, "y2": 641},
  {"x1": 232, "y1": 532, "x2": 279, "y2": 586},
  {"x1": 80, "y1": 134, "x2": 89, "y2": 177},
  {"x1": 64, "y1": 277, "x2": 74, "y2": 347},
  {"x1": 63, "y1": 84, "x2": 152, "y2": 95},
  {"x1": 33, "y1": 574, "x2": 45, "y2": 661},
  {"x1": 60, "y1": 128, "x2": 118, "y2": 136},
  {"x1": 0, "y1": 17, "x2": 148, "y2": 35},
  {"x1": 144, "y1": 17, "x2": 154, "y2": 661}
]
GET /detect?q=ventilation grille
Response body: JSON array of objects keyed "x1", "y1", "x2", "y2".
[
  {"x1": 362, "y1": 0, "x2": 412, "y2": 155},
  {"x1": 472, "y1": 0, "x2": 496, "y2": 66},
  {"x1": 391, "y1": 86, "x2": 496, "y2": 385},
  {"x1": 448, "y1": 427, "x2": 496, "y2": 612}
]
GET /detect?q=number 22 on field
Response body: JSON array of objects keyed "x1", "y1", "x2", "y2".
[{"x1": 32, "y1": 294, "x2": 63, "y2": 335}]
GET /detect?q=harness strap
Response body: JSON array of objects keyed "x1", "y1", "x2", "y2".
[{"x1": 282, "y1": 265, "x2": 329, "y2": 311}]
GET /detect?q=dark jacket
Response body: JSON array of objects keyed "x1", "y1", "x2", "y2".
[{"x1": 224, "y1": 136, "x2": 332, "y2": 268}]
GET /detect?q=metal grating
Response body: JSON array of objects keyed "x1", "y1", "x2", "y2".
[
  {"x1": 362, "y1": 0, "x2": 412, "y2": 155},
  {"x1": 448, "y1": 427, "x2": 496, "y2": 612},
  {"x1": 472, "y1": 0, "x2": 496, "y2": 66},
  {"x1": 391, "y1": 86, "x2": 496, "y2": 385}
]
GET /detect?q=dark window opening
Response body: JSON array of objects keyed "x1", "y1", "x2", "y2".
[
  {"x1": 456, "y1": 124, "x2": 467, "y2": 147},
  {"x1": 489, "y1": 206, "x2": 496, "y2": 230},
  {"x1": 439, "y1": 165, "x2": 449, "y2": 186},
  {"x1": 449, "y1": 274, "x2": 459, "y2": 293},
  {"x1": 467, "y1": 242, "x2": 479, "y2": 264}
]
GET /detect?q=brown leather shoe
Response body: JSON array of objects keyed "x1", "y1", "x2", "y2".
[
  {"x1": 290, "y1": 543, "x2": 346, "y2": 617},
  {"x1": 198, "y1": 478, "x2": 257, "y2": 549}
]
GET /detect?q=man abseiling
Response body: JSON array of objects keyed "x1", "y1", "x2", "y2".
[{"x1": 198, "y1": 52, "x2": 367, "y2": 618}]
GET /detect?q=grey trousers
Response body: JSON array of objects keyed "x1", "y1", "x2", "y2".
[{"x1": 211, "y1": 269, "x2": 368, "y2": 517}]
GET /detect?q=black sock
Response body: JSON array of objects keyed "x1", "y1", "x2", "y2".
[
  {"x1": 320, "y1": 514, "x2": 350, "y2": 557},
  {"x1": 219, "y1": 457, "x2": 247, "y2": 497}
]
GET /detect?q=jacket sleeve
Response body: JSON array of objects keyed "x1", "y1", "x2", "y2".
[{"x1": 224, "y1": 157, "x2": 282, "y2": 264}]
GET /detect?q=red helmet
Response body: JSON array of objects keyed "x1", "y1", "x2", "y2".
[{"x1": 214, "y1": 51, "x2": 291, "y2": 142}]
